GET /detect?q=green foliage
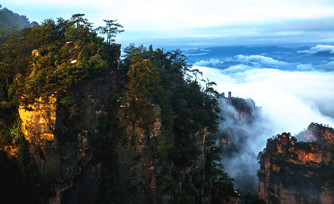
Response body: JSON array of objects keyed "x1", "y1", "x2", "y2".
[
  {"x1": 0, "y1": 112, "x2": 24, "y2": 145},
  {"x1": 178, "y1": 183, "x2": 200, "y2": 204},
  {"x1": 156, "y1": 175, "x2": 179, "y2": 193},
  {"x1": 123, "y1": 52, "x2": 163, "y2": 136},
  {"x1": 0, "y1": 108, "x2": 18, "y2": 144},
  {"x1": 91, "y1": 113, "x2": 125, "y2": 162},
  {"x1": 241, "y1": 193, "x2": 266, "y2": 204},
  {"x1": 204, "y1": 145, "x2": 238, "y2": 202},
  {"x1": 120, "y1": 44, "x2": 230, "y2": 203},
  {"x1": 0, "y1": 13, "x2": 122, "y2": 107},
  {"x1": 91, "y1": 111, "x2": 127, "y2": 203},
  {"x1": 10, "y1": 118, "x2": 24, "y2": 144},
  {"x1": 154, "y1": 138, "x2": 201, "y2": 168},
  {"x1": 59, "y1": 94, "x2": 74, "y2": 107},
  {"x1": 126, "y1": 53, "x2": 162, "y2": 106},
  {"x1": 171, "y1": 80, "x2": 219, "y2": 135},
  {"x1": 204, "y1": 146, "x2": 231, "y2": 182},
  {"x1": 121, "y1": 44, "x2": 219, "y2": 136}
]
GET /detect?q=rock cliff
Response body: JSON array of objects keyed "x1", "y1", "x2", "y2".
[
  {"x1": 16, "y1": 68, "x2": 117, "y2": 203},
  {"x1": 258, "y1": 123, "x2": 334, "y2": 204}
]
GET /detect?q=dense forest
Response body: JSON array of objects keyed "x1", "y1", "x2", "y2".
[{"x1": 0, "y1": 7, "x2": 239, "y2": 203}]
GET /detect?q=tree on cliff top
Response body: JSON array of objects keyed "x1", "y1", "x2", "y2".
[{"x1": 97, "y1": 19, "x2": 124, "y2": 44}]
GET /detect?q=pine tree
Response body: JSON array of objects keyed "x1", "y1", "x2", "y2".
[{"x1": 97, "y1": 19, "x2": 124, "y2": 44}]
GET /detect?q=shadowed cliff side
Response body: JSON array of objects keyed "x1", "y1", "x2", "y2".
[{"x1": 15, "y1": 60, "x2": 118, "y2": 203}]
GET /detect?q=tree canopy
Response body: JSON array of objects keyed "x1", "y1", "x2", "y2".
[{"x1": 0, "y1": 13, "x2": 123, "y2": 144}]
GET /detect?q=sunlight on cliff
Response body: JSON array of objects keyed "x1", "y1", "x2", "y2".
[{"x1": 18, "y1": 96, "x2": 57, "y2": 143}]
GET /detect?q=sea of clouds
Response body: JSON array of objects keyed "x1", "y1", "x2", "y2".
[
  {"x1": 194, "y1": 45, "x2": 334, "y2": 137},
  {"x1": 192, "y1": 45, "x2": 334, "y2": 192}
]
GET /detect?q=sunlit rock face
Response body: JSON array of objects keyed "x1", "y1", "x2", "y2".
[
  {"x1": 304, "y1": 123, "x2": 334, "y2": 144},
  {"x1": 258, "y1": 123, "x2": 334, "y2": 204},
  {"x1": 19, "y1": 96, "x2": 57, "y2": 144}
]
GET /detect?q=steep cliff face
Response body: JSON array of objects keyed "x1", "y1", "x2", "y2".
[
  {"x1": 258, "y1": 123, "x2": 334, "y2": 204},
  {"x1": 108, "y1": 105, "x2": 163, "y2": 203},
  {"x1": 111, "y1": 106, "x2": 240, "y2": 204},
  {"x1": 15, "y1": 69, "x2": 117, "y2": 203}
]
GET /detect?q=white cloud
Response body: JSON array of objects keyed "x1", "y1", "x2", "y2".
[
  {"x1": 221, "y1": 64, "x2": 253, "y2": 74},
  {"x1": 193, "y1": 58, "x2": 223, "y2": 66},
  {"x1": 236, "y1": 55, "x2": 289, "y2": 66},
  {"x1": 299, "y1": 44, "x2": 334, "y2": 54},
  {"x1": 185, "y1": 53, "x2": 208, "y2": 57},
  {"x1": 194, "y1": 65, "x2": 334, "y2": 136},
  {"x1": 193, "y1": 55, "x2": 288, "y2": 70}
]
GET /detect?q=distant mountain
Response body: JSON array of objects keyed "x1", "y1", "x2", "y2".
[{"x1": 0, "y1": 7, "x2": 31, "y2": 29}]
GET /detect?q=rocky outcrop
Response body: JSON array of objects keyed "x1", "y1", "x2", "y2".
[
  {"x1": 15, "y1": 69, "x2": 117, "y2": 203},
  {"x1": 258, "y1": 123, "x2": 334, "y2": 204}
]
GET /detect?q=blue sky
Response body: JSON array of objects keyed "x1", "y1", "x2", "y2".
[{"x1": 3, "y1": 0, "x2": 334, "y2": 48}]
